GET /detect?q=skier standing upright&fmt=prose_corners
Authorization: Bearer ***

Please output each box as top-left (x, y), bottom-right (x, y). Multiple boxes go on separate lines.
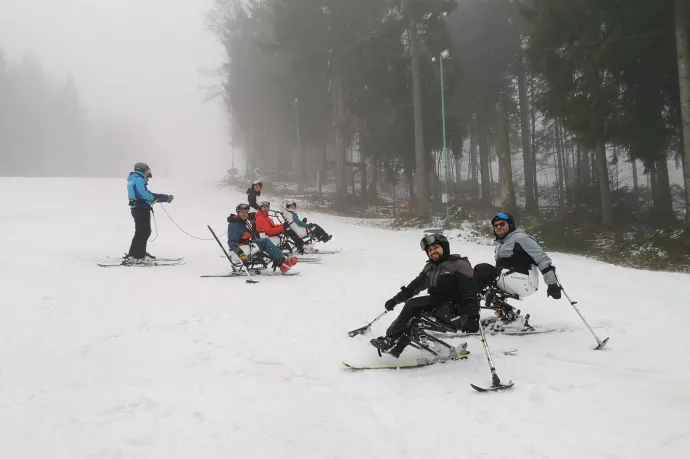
top-left (371, 234), bottom-right (480, 358)
top-left (125, 162), bottom-right (174, 264)
top-left (246, 180), bottom-right (262, 221)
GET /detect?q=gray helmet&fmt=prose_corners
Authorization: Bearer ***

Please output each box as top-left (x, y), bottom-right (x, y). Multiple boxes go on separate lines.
top-left (133, 162), bottom-right (151, 177)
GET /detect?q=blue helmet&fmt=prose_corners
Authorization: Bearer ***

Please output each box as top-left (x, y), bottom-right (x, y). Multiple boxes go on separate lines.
top-left (491, 212), bottom-right (516, 232)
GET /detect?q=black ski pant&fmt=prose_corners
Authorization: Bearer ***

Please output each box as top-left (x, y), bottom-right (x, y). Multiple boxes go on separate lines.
top-left (308, 223), bottom-right (329, 242)
top-left (128, 206), bottom-right (152, 258)
top-left (284, 228), bottom-right (305, 251)
top-left (386, 296), bottom-right (440, 337)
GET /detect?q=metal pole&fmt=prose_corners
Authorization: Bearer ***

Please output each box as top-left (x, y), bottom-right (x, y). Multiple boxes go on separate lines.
top-left (440, 54), bottom-right (449, 219)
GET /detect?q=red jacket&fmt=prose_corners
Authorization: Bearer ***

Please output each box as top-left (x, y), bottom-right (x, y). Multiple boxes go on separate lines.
top-left (255, 211), bottom-right (285, 236)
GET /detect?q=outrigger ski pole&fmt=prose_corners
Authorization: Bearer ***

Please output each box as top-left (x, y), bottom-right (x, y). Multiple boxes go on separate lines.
top-left (470, 318), bottom-right (514, 393)
top-left (555, 272), bottom-right (609, 350)
top-left (207, 225), bottom-right (259, 284)
top-left (348, 311), bottom-right (388, 337)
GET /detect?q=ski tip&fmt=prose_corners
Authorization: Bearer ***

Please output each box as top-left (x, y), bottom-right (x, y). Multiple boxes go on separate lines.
top-left (470, 380), bottom-right (515, 393)
top-left (594, 337), bottom-right (610, 350)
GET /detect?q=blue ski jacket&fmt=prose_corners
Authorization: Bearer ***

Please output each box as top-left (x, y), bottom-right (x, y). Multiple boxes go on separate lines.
top-left (127, 171), bottom-right (169, 208)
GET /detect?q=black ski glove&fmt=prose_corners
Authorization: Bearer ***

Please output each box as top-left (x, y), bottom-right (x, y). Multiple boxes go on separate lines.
top-left (461, 315), bottom-right (480, 333)
top-left (547, 283), bottom-right (562, 300)
top-left (385, 299), bottom-right (397, 311)
top-left (303, 217), bottom-right (308, 223)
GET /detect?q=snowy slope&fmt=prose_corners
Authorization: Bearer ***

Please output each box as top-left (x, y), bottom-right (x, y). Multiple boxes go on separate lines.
top-left (1, 177), bottom-right (689, 459)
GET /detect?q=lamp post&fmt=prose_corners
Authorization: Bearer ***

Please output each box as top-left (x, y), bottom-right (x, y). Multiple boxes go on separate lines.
top-left (439, 49), bottom-right (450, 219)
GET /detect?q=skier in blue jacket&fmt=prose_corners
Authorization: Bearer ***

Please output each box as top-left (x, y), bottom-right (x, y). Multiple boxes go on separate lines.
top-left (125, 162), bottom-right (174, 264)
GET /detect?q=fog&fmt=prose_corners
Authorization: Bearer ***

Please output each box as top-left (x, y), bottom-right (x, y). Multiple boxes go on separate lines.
top-left (0, 0), bottom-right (229, 180)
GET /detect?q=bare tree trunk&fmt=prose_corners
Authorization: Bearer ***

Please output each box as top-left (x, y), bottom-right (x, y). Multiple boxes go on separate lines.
top-left (477, 114), bottom-right (492, 205)
top-left (334, 75), bottom-right (347, 205)
top-left (573, 143), bottom-right (582, 210)
top-left (581, 147), bottom-right (591, 186)
top-left (497, 94), bottom-right (518, 215)
top-left (516, 50), bottom-right (536, 214)
top-left (371, 153), bottom-right (378, 197)
top-left (596, 141), bottom-right (613, 226)
top-left (530, 77), bottom-right (539, 212)
top-left (454, 155), bottom-right (461, 186)
top-left (674, 0), bottom-right (690, 226)
top-left (410, 19), bottom-right (428, 218)
top-left (555, 122), bottom-right (565, 212)
top-left (470, 116), bottom-right (478, 197)
top-left (655, 156), bottom-right (676, 224)
top-left (631, 157), bottom-right (640, 211)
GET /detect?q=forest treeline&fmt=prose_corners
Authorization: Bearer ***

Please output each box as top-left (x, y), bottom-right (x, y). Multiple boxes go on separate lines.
top-left (208, 0), bottom-right (690, 227)
top-left (0, 50), bottom-right (157, 178)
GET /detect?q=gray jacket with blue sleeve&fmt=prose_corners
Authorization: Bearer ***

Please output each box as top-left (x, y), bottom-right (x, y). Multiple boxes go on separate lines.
top-left (494, 229), bottom-right (557, 285)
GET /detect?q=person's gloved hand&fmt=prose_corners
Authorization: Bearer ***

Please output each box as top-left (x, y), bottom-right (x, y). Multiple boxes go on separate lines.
top-left (303, 218), bottom-right (308, 223)
top-left (384, 299), bottom-right (397, 311)
top-left (167, 194), bottom-right (174, 203)
top-left (547, 283), bottom-right (562, 300)
top-left (239, 253), bottom-right (249, 263)
top-left (461, 315), bottom-right (480, 333)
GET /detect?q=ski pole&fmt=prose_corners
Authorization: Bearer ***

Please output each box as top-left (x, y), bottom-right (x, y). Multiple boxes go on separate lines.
top-left (470, 317), bottom-right (514, 392)
top-left (348, 311), bottom-right (388, 337)
top-left (555, 273), bottom-right (609, 350)
top-left (207, 225), bottom-right (259, 284)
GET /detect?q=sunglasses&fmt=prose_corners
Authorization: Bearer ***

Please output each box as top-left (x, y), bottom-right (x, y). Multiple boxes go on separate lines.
top-left (493, 221), bottom-right (507, 228)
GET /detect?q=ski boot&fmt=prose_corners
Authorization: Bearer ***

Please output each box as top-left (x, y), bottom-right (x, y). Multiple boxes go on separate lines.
top-left (370, 335), bottom-right (408, 358)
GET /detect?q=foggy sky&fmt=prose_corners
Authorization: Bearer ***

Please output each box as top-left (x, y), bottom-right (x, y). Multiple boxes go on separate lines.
top-left (0, 0), bottom-right (230, 180)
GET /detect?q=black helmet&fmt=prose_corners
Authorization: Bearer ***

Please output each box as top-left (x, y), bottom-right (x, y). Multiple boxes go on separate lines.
top-left (420, 233), bottom-right (450, 261)
top-left (473, 263), bottom-right (498, 289)
top-left (236, 203), bottom-right (250, 213)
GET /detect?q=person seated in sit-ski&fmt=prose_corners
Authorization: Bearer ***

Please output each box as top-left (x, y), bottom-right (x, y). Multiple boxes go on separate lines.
top-left (280, 201), bottom-right (332, 244)
top-left (227, 203), bottom-right (297, 274)
top-left (254, 201), bottom-right (306, 253)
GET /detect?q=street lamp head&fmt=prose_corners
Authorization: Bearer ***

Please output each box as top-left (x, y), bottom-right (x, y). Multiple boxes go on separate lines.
top-left (441, 49), bottom-right (450, 59)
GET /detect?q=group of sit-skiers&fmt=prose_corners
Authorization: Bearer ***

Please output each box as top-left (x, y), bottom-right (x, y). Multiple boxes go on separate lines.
top-left (125, 163), bottom-right (566, 359)
top-left (226, 180), bottom-right (333, 274)
top-left (123, 163), bottom-right (331, 273)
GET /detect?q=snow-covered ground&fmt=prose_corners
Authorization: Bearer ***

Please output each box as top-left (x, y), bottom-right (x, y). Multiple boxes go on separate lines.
top-left (1, 177), bottom-right (689, 459)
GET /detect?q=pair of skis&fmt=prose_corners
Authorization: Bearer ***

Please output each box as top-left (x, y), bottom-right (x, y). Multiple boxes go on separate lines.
top-left (344, 311), bottom-right (514, 392)
top-left (97, 256), bottom-right (185, 267)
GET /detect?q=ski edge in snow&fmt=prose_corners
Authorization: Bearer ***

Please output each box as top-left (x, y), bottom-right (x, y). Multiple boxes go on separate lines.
top-left (342, 349), bottom-right (470, 371)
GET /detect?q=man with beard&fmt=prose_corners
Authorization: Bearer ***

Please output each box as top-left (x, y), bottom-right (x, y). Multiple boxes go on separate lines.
top-left (370, 234), bottom-right (480, 358)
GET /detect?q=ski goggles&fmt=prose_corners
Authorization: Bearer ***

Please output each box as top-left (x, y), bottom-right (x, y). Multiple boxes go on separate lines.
top-left (285, 201), bottom-right (297, 208)
top-left (420, 234), bottom-right (446, 251)
top-left (259, 201), bottom-right (271, 208)
top-left (236, 204), bottom-right (250, 212)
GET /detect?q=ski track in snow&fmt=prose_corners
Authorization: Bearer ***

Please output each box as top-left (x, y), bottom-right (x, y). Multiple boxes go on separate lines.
top-left (1, 177), bottom-right (689, 459)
